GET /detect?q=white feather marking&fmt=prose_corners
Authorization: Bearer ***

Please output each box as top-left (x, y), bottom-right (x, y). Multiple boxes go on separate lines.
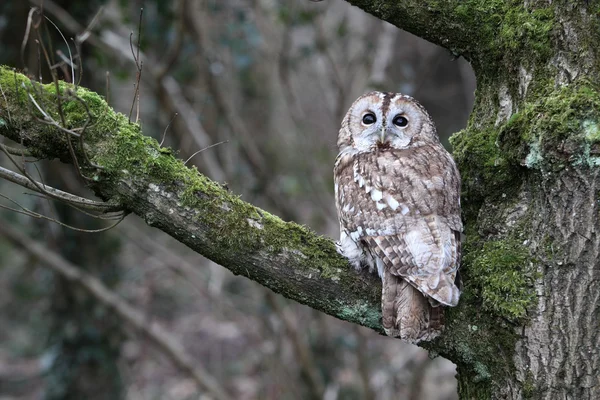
top-left (428, 273), bottom-right (440, 289)
top-left (350, 230), bottom-right (361, 241)
top-left (371, 189), bottom-right (383, 201)
top-left (353, 163), bottom-right (365, 188)
top-left (343, 203), bottom-right (352, 212)
top-left (401, 204), bottom-right (410, 215)
top-left (376, 201), bottom-right (387, 210)
top-left (365, 228), bottom-right (377, 236)
top-left (364, 184), bottom-right (372, 194)
top-left (442, 230), bottom-right (454, 269)
top-left (338, 230), bottom-right (362, 269)
top-left (386, 195), bottom-right (400, 210)
top-left (376, 258), bottom-right (385, 279)
top-left (405, 230), bottom-right (431, 270)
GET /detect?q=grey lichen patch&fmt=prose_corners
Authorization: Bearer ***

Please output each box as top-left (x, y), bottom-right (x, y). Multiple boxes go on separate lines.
top-left (583, 119), bottom-right (600, 142)
top-left (524, 141), bottom-right (543, 169)
top-left (498, 82), bottom-right (600, 170)
top-left (338, 300), bottom-right (381, 330)
top-left (572, 143), bottom-right (600, 168)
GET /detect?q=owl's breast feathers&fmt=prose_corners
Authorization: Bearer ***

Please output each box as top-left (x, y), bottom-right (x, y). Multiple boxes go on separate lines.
top-left (334, 145), bottom-right (462, 306)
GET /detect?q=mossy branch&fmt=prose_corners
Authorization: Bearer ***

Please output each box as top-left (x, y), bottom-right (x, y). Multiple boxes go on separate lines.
top-left (0, 66), bottom-right (383, 328)
top-left (343, 0), bottom-right (500, 63)
top-left (344, 0), bottom-right (559, 74)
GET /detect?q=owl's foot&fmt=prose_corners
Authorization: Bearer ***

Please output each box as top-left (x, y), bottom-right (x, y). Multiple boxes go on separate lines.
top-left (336, 233), bottom-right (365, 271)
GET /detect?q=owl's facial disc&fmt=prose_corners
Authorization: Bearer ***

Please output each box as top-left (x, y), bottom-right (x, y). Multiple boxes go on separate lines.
top-left (339, 91), bottom-right (437, 154)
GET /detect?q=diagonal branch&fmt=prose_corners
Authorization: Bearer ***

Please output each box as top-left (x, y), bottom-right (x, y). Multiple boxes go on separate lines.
top-left (343, 0), bottom-right (507, 67)
top-left (0, 65), bottom-right (384, 332)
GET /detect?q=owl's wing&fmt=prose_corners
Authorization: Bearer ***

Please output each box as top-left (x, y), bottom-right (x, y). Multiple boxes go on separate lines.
top-left (335, 146), bottom-right (462, 306)
top-left (365, 229), bottom-right (461, 306)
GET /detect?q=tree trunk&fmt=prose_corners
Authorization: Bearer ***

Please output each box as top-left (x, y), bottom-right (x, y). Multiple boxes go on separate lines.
top-left (1, 1), bottom-right (599, 399)
top-left (343, 0), bottom-right (600, 398)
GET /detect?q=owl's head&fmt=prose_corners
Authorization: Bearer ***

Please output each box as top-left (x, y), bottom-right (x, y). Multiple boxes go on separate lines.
top-left (337, 92), bottom-right (438, 153)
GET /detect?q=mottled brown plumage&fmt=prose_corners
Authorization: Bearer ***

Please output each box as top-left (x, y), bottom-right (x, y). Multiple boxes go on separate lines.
top-left (334, 92), bottom-right (462, 343)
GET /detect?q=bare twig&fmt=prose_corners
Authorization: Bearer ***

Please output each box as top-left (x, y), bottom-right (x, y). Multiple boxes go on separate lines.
top-left (0, 165), bottom-right (122, 213)
top-left (0, 192), bottom-right (125, 233)
top-left (44, 15), bottom-right (75, 84)
top-left (0, 144), bottom-right (33, 157)
top-left (21, 7), bottom-right (42, 74)
top-left (160, 113), bottom-right (178, 147)
top-left (184, 140), bottom-right (228, 165)
top-left (0, 223), bottom-right (232, 400)
top-left (128, 8), bottom-right (144, 123)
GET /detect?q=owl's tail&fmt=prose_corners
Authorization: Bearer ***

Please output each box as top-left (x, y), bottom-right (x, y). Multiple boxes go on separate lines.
top-left (381, 268), bottom-right (444, 343)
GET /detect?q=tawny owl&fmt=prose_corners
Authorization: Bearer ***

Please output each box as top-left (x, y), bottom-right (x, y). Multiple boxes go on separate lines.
top-left (334, 92), bottom-right (462, 343)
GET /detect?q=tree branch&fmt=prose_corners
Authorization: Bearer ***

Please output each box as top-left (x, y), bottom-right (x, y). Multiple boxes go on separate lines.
top-left (0, 165), bottom-right (121, 212)
top-left (0, 66), bottom-right (383, 332)
top-left (343, 0), bottom-right (507, 67)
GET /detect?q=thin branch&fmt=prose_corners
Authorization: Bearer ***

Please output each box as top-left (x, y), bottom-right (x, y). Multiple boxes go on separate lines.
top-left (0, 143), bottom-right (33, 157)
top-left (160, 113), bottom-right (177, 147)
top-left (0, 166), bottom-right (121, 212)
top-left (44, 15), bottom-right (75, 84)
top-left (184, 140), bottom-right (228, 165)
top-left (128, 8), bottom-right (144, 123)
top-left (0, 222), bottom-right (232, 400)
top-left (0, 192), bottom-right (125, 233)
top-left (0, 140), bottom-right (114, 212)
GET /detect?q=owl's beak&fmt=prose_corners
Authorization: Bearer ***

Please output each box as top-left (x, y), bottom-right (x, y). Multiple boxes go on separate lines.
top-left (380, 127), bottom-right (387, 143)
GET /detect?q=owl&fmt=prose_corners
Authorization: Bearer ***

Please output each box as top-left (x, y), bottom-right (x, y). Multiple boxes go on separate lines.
top-left (334, 92), bottom-right (462, 343)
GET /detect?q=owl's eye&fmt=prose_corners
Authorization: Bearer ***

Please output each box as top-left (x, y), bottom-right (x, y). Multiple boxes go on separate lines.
top-left (362, 113), bottom-right (376, 125)
top-left (393, 115), bottom-right (409, 127)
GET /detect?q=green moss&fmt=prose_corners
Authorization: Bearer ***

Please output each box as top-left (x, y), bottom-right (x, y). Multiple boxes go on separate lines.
top-left (522, 370), bottom-right (538, 399)
top-left (464, 238), bottom-right (536, 320)
top-left (347, 1), bottom-right (556, 75)
top-left (498, 7), bottom-right (554, 64)
top-left (498, 82), bottom-right (600, 169)
top-left (450, 125), bottom-right (520, 214)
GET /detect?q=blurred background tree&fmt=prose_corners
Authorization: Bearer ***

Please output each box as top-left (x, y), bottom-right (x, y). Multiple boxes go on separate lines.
top-left (0, 0), bottom-right (474, 398)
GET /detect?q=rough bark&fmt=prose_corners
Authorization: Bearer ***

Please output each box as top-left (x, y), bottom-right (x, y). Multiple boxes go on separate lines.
top-left (1, 1), bottom-right (599, 398)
